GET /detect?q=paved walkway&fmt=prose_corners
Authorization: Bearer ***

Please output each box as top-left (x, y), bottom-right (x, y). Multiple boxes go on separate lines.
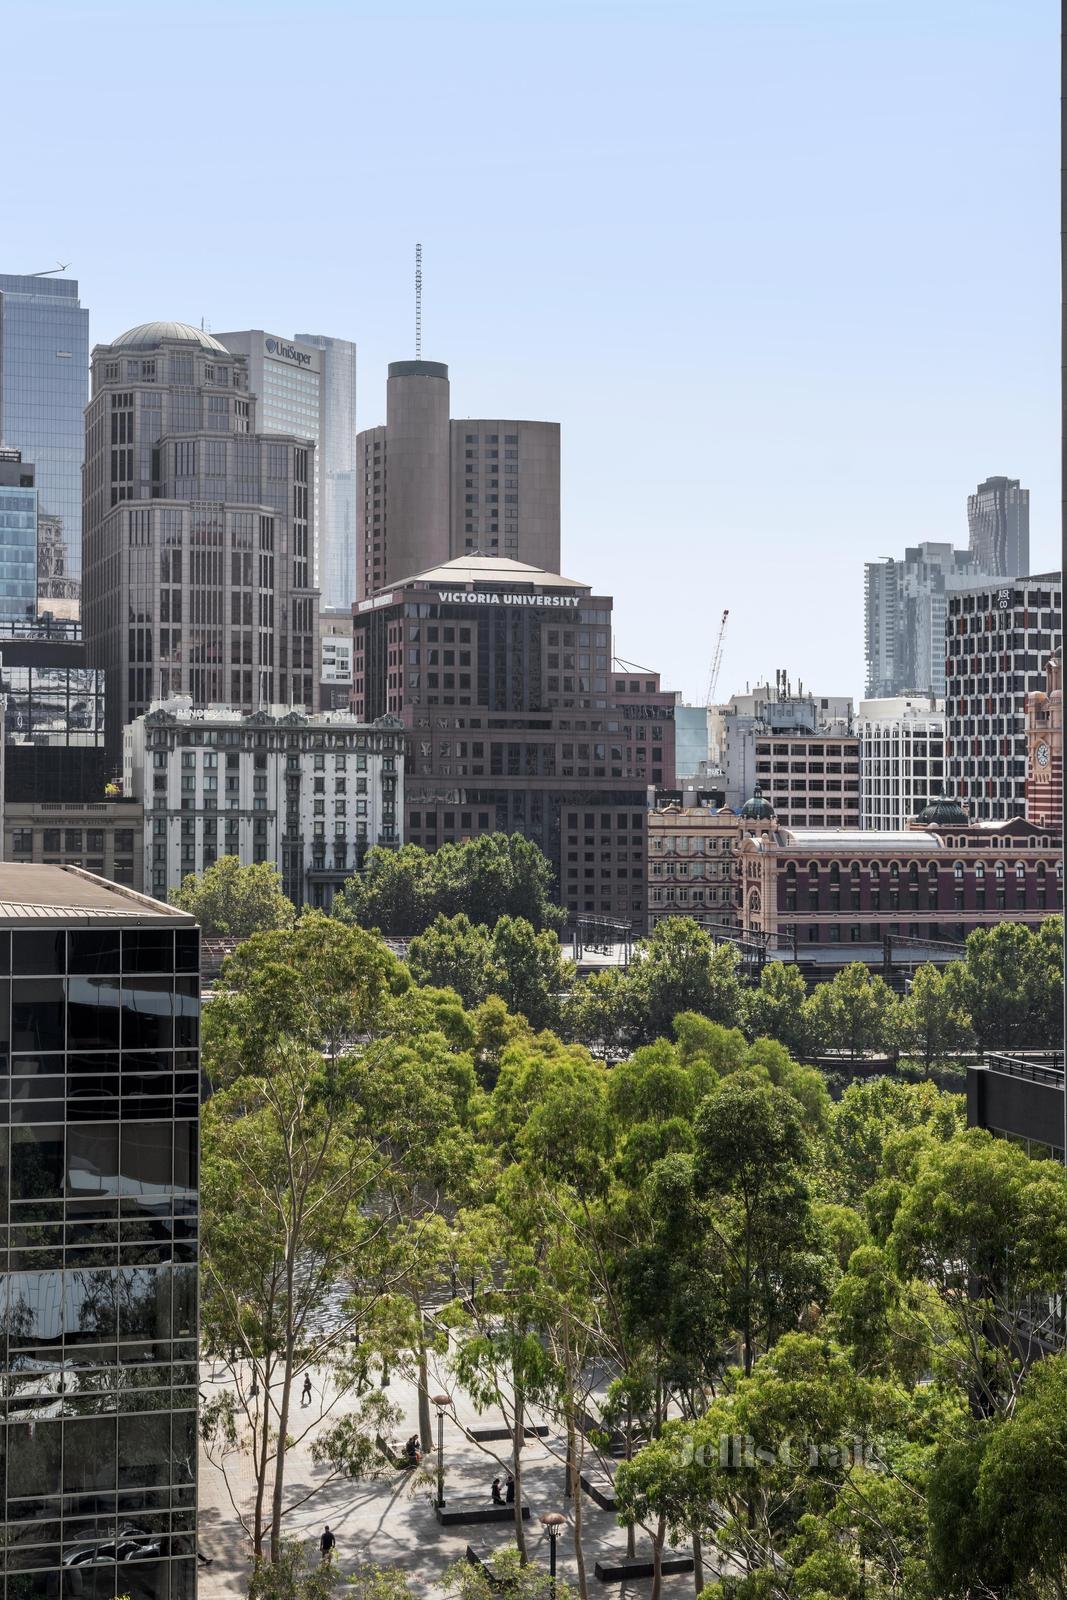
top-left (197, 1360), bottom-right (713, 1597)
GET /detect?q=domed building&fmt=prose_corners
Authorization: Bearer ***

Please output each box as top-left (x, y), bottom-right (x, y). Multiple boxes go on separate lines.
top-left (740, 783), bottom-right (775, 822)
top-left (911, 788), bottom-right (968, 828)
top-left (82, 319), bottom-right (320, 784)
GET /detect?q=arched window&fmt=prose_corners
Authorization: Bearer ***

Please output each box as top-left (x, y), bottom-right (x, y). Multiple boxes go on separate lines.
top-left (974, 862), bottom-right (984, 882)
top-left (849, 861), bottom-right (861, 879)
top-left (995, 861), bottom-right (1006, 881)
top-left (890, 862), bottom-right (900, 881)
top-left (786, 861), bottom-right (797, 879)
top-left (953, 861), bottom-right (964, 881)
top-left (808, 861), bottom-right (819, 880)
top-left (829, 863), bottom-right (841, 886)
top-left (908, 862), bottom-right (919, 882)
top-left (869, 862), bottom-right (881, 880)
top-left (1015, 861), bottom-right (1026, 882)
top-left (1037, 862), bottom-right (1047, 880)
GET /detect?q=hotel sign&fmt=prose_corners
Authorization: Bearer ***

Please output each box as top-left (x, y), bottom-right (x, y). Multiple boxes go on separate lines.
top-left (436, 589), bottom-right (581, 609)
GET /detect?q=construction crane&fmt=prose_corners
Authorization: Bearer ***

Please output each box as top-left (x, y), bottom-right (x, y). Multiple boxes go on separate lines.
top-left (704, 608), bottom-right (729, 705)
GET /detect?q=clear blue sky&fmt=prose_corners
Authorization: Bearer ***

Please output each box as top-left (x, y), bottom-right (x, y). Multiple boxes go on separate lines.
top-left (7, 0), bottom-right (1058, 704)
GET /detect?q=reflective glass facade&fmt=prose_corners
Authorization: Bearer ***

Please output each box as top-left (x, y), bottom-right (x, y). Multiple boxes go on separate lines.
top-left (0, 916), bottom-right (200, 1599)
top-left (0, 277), bottom-right (90, 581)
top-left (0, 485), bottom-right (38, 622)
top-left (295, 334), bottom-right (358, 609)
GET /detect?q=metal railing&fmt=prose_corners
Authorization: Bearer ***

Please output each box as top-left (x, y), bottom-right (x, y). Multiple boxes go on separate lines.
top-left (983, 1052), bottom-right (1065, 1085)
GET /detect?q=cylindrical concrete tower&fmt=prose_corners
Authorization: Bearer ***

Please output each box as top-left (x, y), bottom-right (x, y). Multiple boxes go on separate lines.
top-left (385, 359), bottom-right (450, 583)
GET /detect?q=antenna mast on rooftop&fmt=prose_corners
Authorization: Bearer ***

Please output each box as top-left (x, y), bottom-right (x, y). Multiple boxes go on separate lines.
top-left (415, 242), bottom-right (423, 359)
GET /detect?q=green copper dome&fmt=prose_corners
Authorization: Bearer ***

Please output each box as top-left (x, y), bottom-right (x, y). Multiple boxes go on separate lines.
top-left (916, 789), bottom-right (968, 826)
top-left (740, 783), bottom-right (776, 821)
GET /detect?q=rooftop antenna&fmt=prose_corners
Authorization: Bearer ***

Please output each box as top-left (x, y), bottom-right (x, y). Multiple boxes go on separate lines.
top-left (28, 262), bottom-right (70, 277)
top-left (415, 242), bottom-right (423, 359)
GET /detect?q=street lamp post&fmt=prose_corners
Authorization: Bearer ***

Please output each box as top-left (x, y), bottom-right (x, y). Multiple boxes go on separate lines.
top-left (540, 1511), bottom-right (566, 1597)
top-left (431, 1392), bottom-right (452, 1508)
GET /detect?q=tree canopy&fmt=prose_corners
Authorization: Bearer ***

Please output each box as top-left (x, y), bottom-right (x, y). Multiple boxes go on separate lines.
top-left (170, 854), bottom-right (295, 939)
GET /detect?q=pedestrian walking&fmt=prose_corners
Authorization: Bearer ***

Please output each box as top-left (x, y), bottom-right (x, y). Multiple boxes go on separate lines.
top-left (301, 1375), bottom-right (313, 1408)
top-left (319, 1525), bottom-right (336, 1564)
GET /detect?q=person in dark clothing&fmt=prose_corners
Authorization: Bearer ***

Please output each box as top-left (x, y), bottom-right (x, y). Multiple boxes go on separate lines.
top-left (505, 1471), bottom-right (515, 1504)
top-left (319, 1525), bottom-right (336, 1562)
top-left (301, 1376), bottom-right (313, 1407)
top-left (405, 1434), bottom-right (421, 1465)
top-left (491, 1478), bottom-right (505, 1505)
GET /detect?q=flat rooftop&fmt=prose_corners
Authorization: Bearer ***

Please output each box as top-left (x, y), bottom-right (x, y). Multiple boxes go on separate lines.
top-left (0, 864), bottom-right (194, 924)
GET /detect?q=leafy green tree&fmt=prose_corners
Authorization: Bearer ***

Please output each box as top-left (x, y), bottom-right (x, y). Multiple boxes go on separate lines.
top-left (446, 1550), bottom-right (576, 1599)
top-left (407, 913), bottom-right (494, 1007)
top-left (336, 833), bottom-right (565, 935)
top-left (564, 967), bottom-right (634, 1057)
top-left (805, 962), bottom-right (897, 1060)
top-left (956, 918), bottom-right (1064, 1051)
top-left (628, 918), bottom-right (743, 1043)
top-left (890, 1129), bottom-right (1067, 1415)
top-left (694, 1072), bottom-right (828, 1375)
top-left (489, 915), bottom-right (574, 1031)
top-left (200, 1045), bottom-right (395, 1566)
top-left (894, 962), bottom-right (974, 1073)
top-left (247, 1539), bottom-right (339, 1598)
top-left (743, 962), bottom-right (814, 1058)
top-left (170, 854), bottom-right (295, 939)
top-left (202, 911), bottom-right (409, 1085)
top-left (825, 1076), bottom-right (964, 1210)
top-left (928, 1354), bottom-right (1067, 1600)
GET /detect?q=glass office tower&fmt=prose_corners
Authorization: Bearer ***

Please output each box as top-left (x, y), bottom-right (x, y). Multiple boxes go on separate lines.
top-left (0, 450), bottom-right (39, 622)
top-left (0, 866), bottom-right (200, 1599)
top-left (0, 276), bottom-right (90, 582)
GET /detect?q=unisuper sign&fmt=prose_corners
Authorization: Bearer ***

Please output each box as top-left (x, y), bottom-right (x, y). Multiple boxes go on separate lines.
top-left (265, 337), bottom-right (312, 368)
top-left (436, 589), bottom-right (581, 609)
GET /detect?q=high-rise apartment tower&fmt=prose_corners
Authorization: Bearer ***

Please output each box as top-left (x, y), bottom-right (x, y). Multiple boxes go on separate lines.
top-left (967, 475), bottom-right (1030, 577)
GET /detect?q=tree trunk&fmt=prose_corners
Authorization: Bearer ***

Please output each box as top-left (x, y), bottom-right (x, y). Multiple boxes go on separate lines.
top-left (251, 1356), bottom-right (271, 1562)
top-left (416, 1309), bottom-right (433, 1453)
top-left (269, 1236), bottom-right (299, 1563)
top-left (569, 1414), bottom-right (588, 1599)
top-left (650, 1511), bottom-right (667, 1600)
top-left (625, 1394), bottom-right (636, 1558)
top-left (512, 1375), bottom-right (528, 1563)
top-left (692, 1530), bottom-right (704, 1594)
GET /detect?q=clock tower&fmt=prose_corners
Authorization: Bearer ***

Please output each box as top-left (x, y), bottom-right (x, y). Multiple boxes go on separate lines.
top-left (1025, 650), bottom-right (1062, 831)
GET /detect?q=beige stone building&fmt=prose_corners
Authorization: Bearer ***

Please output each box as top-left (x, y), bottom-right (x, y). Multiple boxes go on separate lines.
top-left (4, 798), bottom-right (144, 889)
top-left (647, 794), bottom-right (780, 933)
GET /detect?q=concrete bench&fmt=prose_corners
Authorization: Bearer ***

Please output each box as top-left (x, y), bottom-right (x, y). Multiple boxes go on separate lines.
top-left (594, 1552), bottom-right (695, 1581)
top-left (466, 1423), bottom-right (550, 1444)
top-left (579, 1467), bottom-right (616, 1511)
top-left (435, 1502), bottom-right (531, 1527)
top-left (466, 1542), bottom-right (516, 1592)
top-left (576, 1409), bottom-right (629, 1458)
top-left (375, 1433), bottom-right (416, 1470)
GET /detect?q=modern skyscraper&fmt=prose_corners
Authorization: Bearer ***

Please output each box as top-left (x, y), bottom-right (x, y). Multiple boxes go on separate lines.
top-left (0, 273), bottom-right (90, 581)
top-left (864, 543), bottom-right (979, 699)
top-left (82, 321), bottom-right (320, 753)
top-left (217, 330), bottom-right (358, 608)
top-left (352, 554), bottom-right (675, 927)
top-left (857, 695), bottom-right (946, 830)
top-left (356, 360), bottom-right (561, 599)
top-left (0, 864), bottom-right (200, 1599)
top-left (0, 447), bottom-right (39, 622)
top-left (295, 332), bottom-right (358, 609)
top-left (967, 475), bottom-right (1030, 577)
top-left (945, 572), bottom-right (1062, 821)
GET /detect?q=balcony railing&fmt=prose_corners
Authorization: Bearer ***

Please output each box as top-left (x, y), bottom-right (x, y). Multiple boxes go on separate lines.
top-left (983, 1052), bottom-right (1065, 1086)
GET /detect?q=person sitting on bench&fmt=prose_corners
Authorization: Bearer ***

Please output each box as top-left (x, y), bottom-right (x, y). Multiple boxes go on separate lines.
top-left (404, 1434), bottom-right (421, 1465)
top-left (491, 1477), bottom-right (505, 1505)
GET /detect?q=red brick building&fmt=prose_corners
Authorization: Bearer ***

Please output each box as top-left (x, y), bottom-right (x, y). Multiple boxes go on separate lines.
top-left (351, 555), bottom-right (676, 927)
top-left (738, 791), bottom-right (1062, 948)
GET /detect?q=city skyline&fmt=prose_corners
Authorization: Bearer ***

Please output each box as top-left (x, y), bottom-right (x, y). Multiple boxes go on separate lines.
top-left (2, 0), bottom-right (1058, 705)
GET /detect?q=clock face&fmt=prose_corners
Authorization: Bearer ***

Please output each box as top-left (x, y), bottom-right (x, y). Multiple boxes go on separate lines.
top-left (1036, 741), bottom-right (1051, 770)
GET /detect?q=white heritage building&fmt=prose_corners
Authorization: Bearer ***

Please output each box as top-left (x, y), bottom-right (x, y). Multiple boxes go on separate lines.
top-left (124, 696), bottom-right (403, 909)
